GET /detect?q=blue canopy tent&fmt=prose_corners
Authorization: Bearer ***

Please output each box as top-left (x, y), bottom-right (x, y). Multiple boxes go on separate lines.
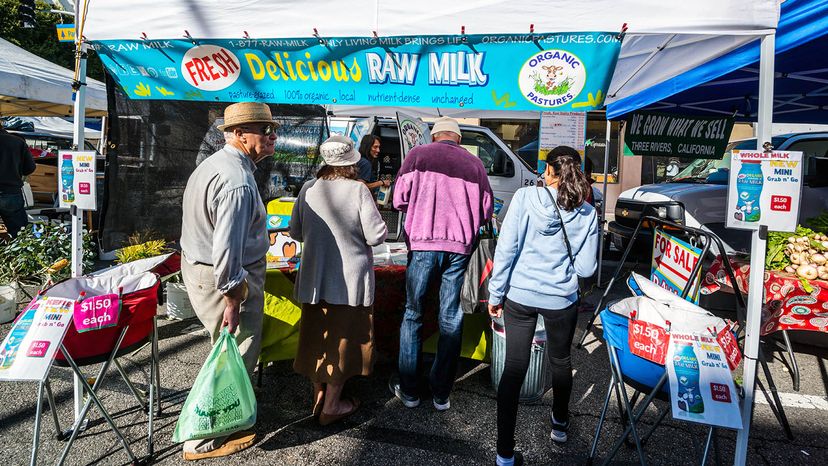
top-left (607, 0), bottom-right (828, 122)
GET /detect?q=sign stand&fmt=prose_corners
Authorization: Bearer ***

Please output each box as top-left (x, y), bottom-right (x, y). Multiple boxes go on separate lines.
top-left (597, 119), bottom-right (611, 286)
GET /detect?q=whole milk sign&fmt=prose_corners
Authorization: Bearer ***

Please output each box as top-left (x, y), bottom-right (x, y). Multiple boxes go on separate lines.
top-left (92, 32), bottom-right (620, 112)
top-left (726, 150), bottom-right (803, 232)
top-left (651, 230), bottom-right (703, 303)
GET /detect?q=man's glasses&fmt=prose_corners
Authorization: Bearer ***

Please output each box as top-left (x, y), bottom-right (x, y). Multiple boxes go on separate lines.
top-left (240, 124), bottom-right (275, 136)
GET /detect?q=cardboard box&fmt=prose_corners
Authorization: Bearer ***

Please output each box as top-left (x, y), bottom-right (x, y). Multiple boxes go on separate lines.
top-left (27, 164), bottom-right (58, 202)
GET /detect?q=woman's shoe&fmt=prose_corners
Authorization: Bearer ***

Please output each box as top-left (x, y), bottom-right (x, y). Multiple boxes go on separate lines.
top-left (318, 398), bottom-right (361, 426)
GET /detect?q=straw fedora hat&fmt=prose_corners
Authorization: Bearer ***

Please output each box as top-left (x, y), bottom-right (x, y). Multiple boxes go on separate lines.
top-left (217, 102), bottom-right (278, 131)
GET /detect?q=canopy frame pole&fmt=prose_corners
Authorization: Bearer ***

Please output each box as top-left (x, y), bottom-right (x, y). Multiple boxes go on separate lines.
top-left (70, 0), bottom-right (88, 422)
top-left (607, 34), bottom-right (676, 99)
top-left (734, 32), bottom-right (775, 466)
top-left (596, 119), bottom-right (611, 287)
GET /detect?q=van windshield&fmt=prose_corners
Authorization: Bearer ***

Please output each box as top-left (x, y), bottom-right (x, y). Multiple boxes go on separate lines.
top-left (669, 136), bottom-right (789, 184)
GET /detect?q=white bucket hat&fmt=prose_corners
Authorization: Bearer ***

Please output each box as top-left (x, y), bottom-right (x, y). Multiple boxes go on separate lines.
top-left (319, 135), bottom-right (361, 166)
top-left (430, 116), bottom-right (461, 138)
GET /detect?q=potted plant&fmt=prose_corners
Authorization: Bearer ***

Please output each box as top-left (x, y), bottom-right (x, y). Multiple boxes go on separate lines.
top-left (0, 223), bottom-right (95, 323)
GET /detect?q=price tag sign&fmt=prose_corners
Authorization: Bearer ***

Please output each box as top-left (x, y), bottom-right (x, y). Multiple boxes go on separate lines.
top-left (716, 325), bottom-right (742, 371)
top-left (710, 382), bottom-right (733, 403)
top-left (73, 294), bottom-right (120, 333)
top-left (628, 319), bottom-right (670, 365)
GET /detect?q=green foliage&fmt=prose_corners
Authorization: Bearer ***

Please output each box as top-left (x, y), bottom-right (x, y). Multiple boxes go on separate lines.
top-left (0, 0), bottom-right (104, 81)
top-left (0, 222), bottom-right (95, 284)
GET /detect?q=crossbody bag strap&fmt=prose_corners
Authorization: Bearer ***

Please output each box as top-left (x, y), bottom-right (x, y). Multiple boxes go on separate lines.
top-left (540, 187), bottom-right (575, 267)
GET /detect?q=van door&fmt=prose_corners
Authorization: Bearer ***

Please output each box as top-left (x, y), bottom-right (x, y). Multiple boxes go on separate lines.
top-left (459, 129), bottom-right (535, 217)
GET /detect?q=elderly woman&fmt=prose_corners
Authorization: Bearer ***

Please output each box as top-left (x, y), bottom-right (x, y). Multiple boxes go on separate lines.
top-left (290, 135), bottom-right (388, 426)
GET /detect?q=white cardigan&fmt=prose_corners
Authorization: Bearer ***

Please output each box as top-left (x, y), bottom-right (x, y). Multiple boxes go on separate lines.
top-left (289, 178), bottom-right (388, 307)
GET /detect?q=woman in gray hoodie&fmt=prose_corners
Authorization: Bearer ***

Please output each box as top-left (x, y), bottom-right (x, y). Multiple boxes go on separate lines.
top-left (488, 146), bottom-right (599, 466)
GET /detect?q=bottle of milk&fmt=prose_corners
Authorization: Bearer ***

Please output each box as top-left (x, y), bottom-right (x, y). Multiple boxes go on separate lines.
top-left (735, 160), bottom-right (763, 222)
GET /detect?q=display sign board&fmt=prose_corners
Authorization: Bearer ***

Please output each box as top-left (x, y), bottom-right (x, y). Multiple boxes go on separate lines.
top-left (56, 24), bottom-right (75, 43)
top-left (0, 297), bottom-right (74, 382)
top-left (396, 111), bottom-right (430, 158)
top-left (651, 229), bottom-right (702, 304)
top-left (628, 319), bottom-right (669, 365)
top-left (666, 331), bottom-right (742, 430)
top-left (624, 111), bottom-right (734, 159)
top-left (58, 150), bottom-right (97, 210)
top-left (93, 32), bottom-right (620, 112)
top-left (726, 150), bottom-right (803, 232)
top-left (538, 111), bottom-right (586, 173)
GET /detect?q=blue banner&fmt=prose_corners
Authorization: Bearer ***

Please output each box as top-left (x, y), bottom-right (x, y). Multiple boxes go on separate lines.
top-left (93, 32), bottom-right (620, 112)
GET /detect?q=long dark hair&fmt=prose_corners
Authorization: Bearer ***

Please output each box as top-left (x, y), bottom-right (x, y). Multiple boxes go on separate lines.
top-left (358, 134), bottom-right (380, 159)
top-left (547, 146), bottom-right (591, 211)
top-left (317, 164), bottom-right (358, 180)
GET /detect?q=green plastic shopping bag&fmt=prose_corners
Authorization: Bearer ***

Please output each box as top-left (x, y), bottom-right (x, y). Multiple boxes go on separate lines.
top-left (172, 328), bottom-right (257, 442)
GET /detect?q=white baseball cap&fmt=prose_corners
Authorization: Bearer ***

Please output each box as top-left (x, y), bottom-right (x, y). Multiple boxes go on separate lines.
top-left (430, 116), bottom-right (461, 138)
top-left (319, 135), bottom-right (361, 166)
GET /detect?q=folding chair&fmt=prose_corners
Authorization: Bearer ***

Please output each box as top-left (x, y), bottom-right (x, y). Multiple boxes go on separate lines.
top-left (31, 270), bottom-right (161, 466)
top-left (579, 215), bottom-right (794, 440)
top-left (588, 279), bottom-right (731, 466)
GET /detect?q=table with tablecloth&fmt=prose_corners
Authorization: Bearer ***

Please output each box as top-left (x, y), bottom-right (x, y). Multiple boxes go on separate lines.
top-left (260, 264), bottom-right (491, 364)
top-left (702, 255), bottom-right (828, 335)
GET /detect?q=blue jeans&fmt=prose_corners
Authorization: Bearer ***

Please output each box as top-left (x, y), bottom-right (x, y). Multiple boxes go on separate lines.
top-left (399, 250), bottom-right (471, 400)
top-left (0, 192), bottom-right (27, 238)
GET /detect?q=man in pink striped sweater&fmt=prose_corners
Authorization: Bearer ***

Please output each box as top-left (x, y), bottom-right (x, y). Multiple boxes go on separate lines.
top-left (390, 117), bottom-right (494, 411)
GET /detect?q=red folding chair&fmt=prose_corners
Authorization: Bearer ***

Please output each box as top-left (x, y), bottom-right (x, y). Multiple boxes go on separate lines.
top-left (33, 270), bottom-right (160, 465)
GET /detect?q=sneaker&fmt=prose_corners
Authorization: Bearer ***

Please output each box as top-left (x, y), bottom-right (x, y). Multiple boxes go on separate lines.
top-left (388, 380), bottom-right (420, 408)
top-left (550, 415), bottom-right (570, 443)
top-left (433, 396), bottom-right (450, 411)
top-left (495, 451), bottom-right (524, 466)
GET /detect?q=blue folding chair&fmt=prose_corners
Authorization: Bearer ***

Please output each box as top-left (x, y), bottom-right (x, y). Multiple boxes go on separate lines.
top-left (587, 308), bottom-right (720, 466)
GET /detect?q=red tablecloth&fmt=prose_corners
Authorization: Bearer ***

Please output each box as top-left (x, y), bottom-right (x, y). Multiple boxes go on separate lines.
top-left (702, 256), bottom-right (828, 335)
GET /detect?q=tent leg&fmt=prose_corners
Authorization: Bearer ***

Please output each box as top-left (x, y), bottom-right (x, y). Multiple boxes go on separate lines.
top-left (596, 119), bottom-right (611, 287)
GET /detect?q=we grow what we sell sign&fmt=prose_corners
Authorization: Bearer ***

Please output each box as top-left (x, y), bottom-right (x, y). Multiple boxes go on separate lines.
top-left (93, 33), bottom-right (620, 112)
top-left (624, 111), bottom-right (734, 159)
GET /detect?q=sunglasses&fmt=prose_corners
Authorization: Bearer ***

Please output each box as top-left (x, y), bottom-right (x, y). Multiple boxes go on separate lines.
top-left (240, 124), bottom-right (275, 136)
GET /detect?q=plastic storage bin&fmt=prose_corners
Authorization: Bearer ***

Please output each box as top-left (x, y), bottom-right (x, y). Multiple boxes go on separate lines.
top-left (490, 315), bottom-right (548, 403)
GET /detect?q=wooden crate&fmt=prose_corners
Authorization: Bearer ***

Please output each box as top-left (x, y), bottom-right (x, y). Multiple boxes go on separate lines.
top-left (28, 164), bottom-right (58, 203)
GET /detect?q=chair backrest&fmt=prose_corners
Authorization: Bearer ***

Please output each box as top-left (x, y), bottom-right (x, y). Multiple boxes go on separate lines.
top-left (600, 308), bottom-right (669, 393)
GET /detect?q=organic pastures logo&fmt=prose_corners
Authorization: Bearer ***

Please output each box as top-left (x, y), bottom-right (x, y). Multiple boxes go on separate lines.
top-left (518, 50), bottom-right (586, 108)
top-left (400, 120), bottom-right (427, 151)
top-left (181, 45), bottom-right (242, 91)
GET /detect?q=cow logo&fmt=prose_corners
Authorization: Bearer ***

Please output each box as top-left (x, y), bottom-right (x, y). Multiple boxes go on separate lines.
top-left (399, 120), bottom-right (427, 153)
top-left (518, 50), bottom-right (586, 107)
top-left (181, 45), bottom-right (241, 91)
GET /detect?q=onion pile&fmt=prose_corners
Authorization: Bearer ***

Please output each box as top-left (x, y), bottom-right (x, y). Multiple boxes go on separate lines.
top-left (779, 233), bottom-right (828, 280)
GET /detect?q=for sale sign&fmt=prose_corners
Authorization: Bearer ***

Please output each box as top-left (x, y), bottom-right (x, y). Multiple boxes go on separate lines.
top-left (651, 229), bottom-right (702, 304)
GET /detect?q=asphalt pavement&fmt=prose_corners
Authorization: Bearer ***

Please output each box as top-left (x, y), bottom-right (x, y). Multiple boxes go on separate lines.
top-left (1, 260), bottom-right (827, 465)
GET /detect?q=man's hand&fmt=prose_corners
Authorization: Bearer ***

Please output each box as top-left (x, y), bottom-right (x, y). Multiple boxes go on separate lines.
top-left (488, 303), bottom-right (503, 318)
top-left (221, 280), bottom-right (247, 333)
top-left (222, 296), bottom-right (241, 333)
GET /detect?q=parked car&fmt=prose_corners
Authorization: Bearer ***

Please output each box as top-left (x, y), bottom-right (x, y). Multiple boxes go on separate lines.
top-left (609, 132), bottom-right (828, 255)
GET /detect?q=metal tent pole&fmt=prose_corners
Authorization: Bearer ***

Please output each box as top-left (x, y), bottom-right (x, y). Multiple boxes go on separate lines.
top-left (597, 119), bottom-right (611, 286)
top-left (734, 32), bottom-right (775, 466)
top-left (70, 0), bottom-right (88, 422)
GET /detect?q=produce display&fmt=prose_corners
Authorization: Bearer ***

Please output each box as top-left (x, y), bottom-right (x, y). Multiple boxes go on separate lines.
top-left (766, 212), bottom-right (828, 284)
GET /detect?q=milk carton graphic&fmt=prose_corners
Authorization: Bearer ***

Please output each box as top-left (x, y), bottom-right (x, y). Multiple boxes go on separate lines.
top-left (673, 342), bottom-right (704, 414)
top-left (734, 160), bottom-right (763, 222)
top-left (61, 154), bottom-right (75, 203)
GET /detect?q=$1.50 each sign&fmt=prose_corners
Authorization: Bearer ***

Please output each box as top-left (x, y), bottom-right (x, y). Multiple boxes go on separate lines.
top-left (73, 294), bottom-right (120, 333)
top-left (628, 318), bottom-right (669, 365)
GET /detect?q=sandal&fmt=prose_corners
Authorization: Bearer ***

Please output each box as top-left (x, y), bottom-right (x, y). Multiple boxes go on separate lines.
top-left (318, 397), bottom-right (360, 426)
top-left (313, 384), bottom-right (326, 417)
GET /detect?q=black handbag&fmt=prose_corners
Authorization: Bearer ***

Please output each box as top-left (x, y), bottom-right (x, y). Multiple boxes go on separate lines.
top-left (541, 187), bottom-right (582, 305)
top-left (460, 223), bottom-right (496, 314)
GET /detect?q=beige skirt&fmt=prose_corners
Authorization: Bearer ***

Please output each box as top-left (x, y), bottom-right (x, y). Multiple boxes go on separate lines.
top-left (293, 302), bottom-right (375, 384)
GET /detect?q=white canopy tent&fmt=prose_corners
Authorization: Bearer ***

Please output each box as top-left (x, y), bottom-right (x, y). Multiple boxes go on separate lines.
top-left (76, 2), bottom-right (782, 464)
top-left (0, 38), bottom-right (107, 117)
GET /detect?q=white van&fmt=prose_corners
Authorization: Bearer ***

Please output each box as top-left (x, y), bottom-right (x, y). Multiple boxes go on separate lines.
top-left (339, 117), bottom-right (539, 238)
top-left (609, 132), bottom-right (828, 254)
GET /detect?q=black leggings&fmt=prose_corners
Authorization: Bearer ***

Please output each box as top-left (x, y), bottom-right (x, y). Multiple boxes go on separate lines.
top-left (496, 299), bottom-right (578, 458)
